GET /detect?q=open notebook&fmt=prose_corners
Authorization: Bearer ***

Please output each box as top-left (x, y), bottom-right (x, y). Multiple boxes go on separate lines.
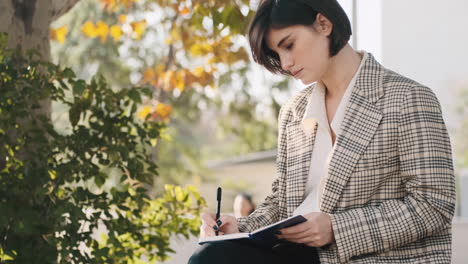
top-left (198, 215), bottom-right (307, 248)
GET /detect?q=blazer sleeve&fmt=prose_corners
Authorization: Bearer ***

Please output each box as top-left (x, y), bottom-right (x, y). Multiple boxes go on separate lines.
top-left (237, 105), bottom-right (290, 232)
top-left (330, 85), bottom-right (456, 263)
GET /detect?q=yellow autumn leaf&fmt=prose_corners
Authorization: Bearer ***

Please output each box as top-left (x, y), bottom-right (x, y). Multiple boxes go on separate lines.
top-left (50, 26), bottom-right (68, 44)
top-left (142, 68), bottom-right (156, 83)
top-left (96, 21), bottom-right (109, 43)
top-left (143, 68), bottom-right (160, 87)
top-left (110, 25), bottom-right (123, 41)
top-left (192, 67), bottom-right (205, 77)
top-left (141, 65), bottom-right (165, 87)
top-left (118, 14), bottom-right (127, 24)
top-left (138, 106), bottom-right (152, 120)
top-left (175, 70), bottom-right (185, 92)
top-left (180, 7), bottom-right (190, 15)
top-left (154, 103), bottom-right (172, 121)
top-left (131, 20), bottom-right (147, 40)
top-left (81, 21), bottom-right (98, 37)
top-left (189, 43), bottom-right (213, 56)
top-left (207, 57), bottom-right (217, 65)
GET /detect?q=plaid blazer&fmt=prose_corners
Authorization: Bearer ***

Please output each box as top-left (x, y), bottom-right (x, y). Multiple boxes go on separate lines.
top-left (237, 54), bottom-right (456, 263)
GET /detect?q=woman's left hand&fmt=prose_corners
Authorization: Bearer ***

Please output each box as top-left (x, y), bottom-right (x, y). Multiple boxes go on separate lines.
top-left (276, 212), bottom-right (335, 247)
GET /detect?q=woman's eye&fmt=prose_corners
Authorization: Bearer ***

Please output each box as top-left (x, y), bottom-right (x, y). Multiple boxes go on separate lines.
top-left (286, 43), bottom-right (294, 50)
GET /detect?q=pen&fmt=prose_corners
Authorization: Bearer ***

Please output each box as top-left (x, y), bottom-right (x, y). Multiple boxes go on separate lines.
top-left (215, 187), bottom-right (222, 236)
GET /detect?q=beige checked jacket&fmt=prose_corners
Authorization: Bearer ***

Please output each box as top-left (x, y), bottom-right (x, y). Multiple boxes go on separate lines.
top-left (237, 54), bottom-right (456, 263)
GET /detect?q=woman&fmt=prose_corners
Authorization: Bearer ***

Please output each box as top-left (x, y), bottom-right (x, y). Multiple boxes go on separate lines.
top-left (190, 0), bottom-right (455, 263)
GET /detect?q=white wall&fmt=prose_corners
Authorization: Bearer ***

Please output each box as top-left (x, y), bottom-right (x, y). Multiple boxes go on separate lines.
top-left (355, 0), bottom-right (382, 61)
top-left (380, 0), bottom-right (468, 130)
top-left (452, 219), bottom-right (468, 264)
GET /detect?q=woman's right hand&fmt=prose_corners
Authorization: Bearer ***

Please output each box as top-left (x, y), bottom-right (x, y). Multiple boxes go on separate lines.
top-left (200, 212), bottom-right (239, 238)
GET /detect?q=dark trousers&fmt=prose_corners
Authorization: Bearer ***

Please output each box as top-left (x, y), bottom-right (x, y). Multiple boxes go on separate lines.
top-left (188, 241), bottom-right (320, 264)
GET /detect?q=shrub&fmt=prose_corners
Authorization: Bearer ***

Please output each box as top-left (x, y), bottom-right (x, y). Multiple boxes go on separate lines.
top-left (0, 33), bottom-right (205, 263)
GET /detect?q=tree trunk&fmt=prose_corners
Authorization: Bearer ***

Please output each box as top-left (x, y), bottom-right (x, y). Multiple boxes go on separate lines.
top-left (0, 0), bottom-right (81, 167)
top-left (0, 0), bottom-right (82, 107)
top-left (0, 0), bottom-right (82, 57)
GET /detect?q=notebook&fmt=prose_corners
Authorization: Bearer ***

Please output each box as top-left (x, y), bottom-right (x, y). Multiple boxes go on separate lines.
top-left (198, 215), bottom-right (307, 248)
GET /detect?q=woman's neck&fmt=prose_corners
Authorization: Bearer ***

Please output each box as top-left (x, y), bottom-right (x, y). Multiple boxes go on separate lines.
top-left (320, 44), bottom-right (362, 98)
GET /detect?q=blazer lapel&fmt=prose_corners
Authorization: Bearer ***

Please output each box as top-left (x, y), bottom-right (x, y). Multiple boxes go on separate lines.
top-left (285, 118), bottom-right (317, 215)
top-left (282, 85), bottom-right (317, 216)
top-left (320, 54), bottom-right (385, 213)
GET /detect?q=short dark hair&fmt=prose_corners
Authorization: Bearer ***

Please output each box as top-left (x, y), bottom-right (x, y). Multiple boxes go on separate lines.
top-left (248, 0), bottom-right (352, 75)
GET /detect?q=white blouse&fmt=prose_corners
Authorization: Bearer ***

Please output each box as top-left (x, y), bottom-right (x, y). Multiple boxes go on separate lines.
top-left (293, 51), bottom-right (368, 216)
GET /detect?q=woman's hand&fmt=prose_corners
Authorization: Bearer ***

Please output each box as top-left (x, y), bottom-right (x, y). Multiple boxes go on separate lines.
top-left (199, 212), bottom-right (239, 238)
top-left (277, 212), bottom-right (335, 247)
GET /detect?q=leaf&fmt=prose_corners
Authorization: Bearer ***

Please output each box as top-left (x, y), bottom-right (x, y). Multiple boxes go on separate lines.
top-left (174, 186), bottom-right (185, 201)
top-left (154, 103), bottom-right (172, 120)
top-left (62, 67), bottom-right (76, 79)
top-left (0, 253), bottom-right (15, 261)
top-left (138, 106), bottom-right (152, 120)
top-left (69, 103), bottom-right (82, 127)
top-left (95, 172), bottom-right (107, 188)
top-left (48, 170), bottom-right (57, 180)
top-left (110, 25), bottom-right (123, 41)
top-left (130, 20), bottom-right (147, 40)
top-left (81, 21), bottom-right (98, 37)
top-left (128, 89), bottom-right (141, 103)
top-left (175, 70), bottom-right (185, 92)
top-left (118, 14), bottom-right (127, 24)
top-left (189, 43), bottom-right (213, 56)
top-left (73, 80), bottom-right (86, 95)
top-left (179, 7), bottom-right (190, 15)
top-left (50, 26), bottom-right (68, 44)
top-left (96, 21), bottom-right (109, 43)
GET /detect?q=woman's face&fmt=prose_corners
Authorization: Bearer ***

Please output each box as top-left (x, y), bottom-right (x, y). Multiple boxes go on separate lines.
top-left (266, 23), bottom-right (331, 84)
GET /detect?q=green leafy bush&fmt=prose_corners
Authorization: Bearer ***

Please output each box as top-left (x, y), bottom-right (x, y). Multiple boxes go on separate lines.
top-left (0, 33), bottom-right (205, 263)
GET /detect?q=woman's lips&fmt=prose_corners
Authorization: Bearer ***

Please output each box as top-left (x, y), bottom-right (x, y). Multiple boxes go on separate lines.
top-left (293, 69), bottom-right (303, 78)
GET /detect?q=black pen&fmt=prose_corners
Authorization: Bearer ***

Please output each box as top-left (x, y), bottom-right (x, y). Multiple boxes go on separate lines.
top-left (215, 187), bottom-right (222, 236)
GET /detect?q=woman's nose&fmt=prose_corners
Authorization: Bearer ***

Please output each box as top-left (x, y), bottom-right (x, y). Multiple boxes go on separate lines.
top-left (280, 55), bottom-right (294, 72)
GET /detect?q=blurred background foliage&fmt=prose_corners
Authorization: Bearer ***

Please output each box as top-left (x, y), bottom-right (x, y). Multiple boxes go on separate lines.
top-left (50, 0), bottom-right (295, 192)
top-left (0, 34), bottom-right (205, 263)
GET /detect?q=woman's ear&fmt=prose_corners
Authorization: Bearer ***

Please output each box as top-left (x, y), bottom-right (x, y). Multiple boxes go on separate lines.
top-left (314, 13), bottom-right (333, 37)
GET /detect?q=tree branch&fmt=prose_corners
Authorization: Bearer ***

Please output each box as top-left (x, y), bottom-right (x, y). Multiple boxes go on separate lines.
top-left (50, 0), bottom-right (82, 22)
